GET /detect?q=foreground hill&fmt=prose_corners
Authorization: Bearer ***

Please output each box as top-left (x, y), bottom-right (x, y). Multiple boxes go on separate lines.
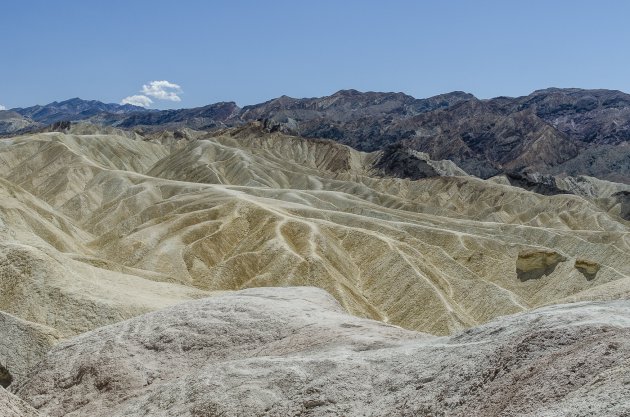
top-left (13, 287), bottom-right (630, 416)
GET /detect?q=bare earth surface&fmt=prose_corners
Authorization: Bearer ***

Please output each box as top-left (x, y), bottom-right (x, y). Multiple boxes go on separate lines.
top-left (14, 287), bottom-right (630, 417)
top-left (0, 126), bottom-right (628, 415)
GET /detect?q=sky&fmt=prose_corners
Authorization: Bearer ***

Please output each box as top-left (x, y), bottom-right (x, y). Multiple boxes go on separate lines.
top-left (1, 0), bottom-right (630, 109)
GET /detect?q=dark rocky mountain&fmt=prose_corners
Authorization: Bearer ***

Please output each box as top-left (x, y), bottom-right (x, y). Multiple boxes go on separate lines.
top-left (238, 88), bottom-right (630, 182)
top-left (496, 88), bottom-right (630, 145)
top-left (385, 99), bottom-right (581, 178)
top-left (11, 98), bottom-right (147, 125)
top-left (239, 90), bottom-right (475, 149)
top-left (241, 89), bottom-right (630, 181)
top-left (548, 143), bottom-right (630, 184)
top-left (240, 89), bottom-right (474, 124)
top-left (3, 88), bottom-right (630, 183)
top-left (113, 101), bottom-right (240, 130)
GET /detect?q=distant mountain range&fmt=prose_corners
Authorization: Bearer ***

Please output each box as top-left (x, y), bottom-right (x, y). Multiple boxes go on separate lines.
top-left (13, 98), bottom-right (148, 124)
top-left (2, 88), bottom-right (630, 183)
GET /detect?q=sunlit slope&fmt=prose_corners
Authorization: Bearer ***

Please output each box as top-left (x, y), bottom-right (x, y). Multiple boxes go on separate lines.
top-left (0, 137), bottom-right (212, 338)
top-left (0, 127), bottom-right (628, 335)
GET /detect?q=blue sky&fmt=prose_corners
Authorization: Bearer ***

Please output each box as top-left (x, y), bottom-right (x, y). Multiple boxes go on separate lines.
top-left (1, 0), bottom-right (629, 109)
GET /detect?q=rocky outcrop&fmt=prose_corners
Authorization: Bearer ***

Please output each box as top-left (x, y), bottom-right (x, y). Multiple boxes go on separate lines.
top-left (612, 190), bottom-right (630, 220)
top-left (574, 259), bottom-right (601, 280)
top-left (505, 171), bottom-right (570, 196)
top-left (516, 249), bottom-right (567, 281)
top-left (373, 143), bottom-right (468, 179)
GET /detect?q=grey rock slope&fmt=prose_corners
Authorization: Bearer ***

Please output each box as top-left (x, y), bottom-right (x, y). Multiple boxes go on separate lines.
top-left (390, 99), bottom-right (579, 178)
top-left (498, 171), bottom-right (630, 198)
top-left (0, 387), bottom-right (41, 417)
top-left (506, 88), bottom-right (630, 145)
top-left (0, 312), bottom-right (61, 388)
top-left (15, 287), bottom-right (630, 417)
top-left (0, 111), bottom-right (40, 135)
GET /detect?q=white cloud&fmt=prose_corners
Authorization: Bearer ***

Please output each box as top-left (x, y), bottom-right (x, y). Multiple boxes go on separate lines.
top-left (141, 80), bottom-right (182, 102)
top-left (121, 95), bottom-right (153, 108)
top-left (0, 105), bottom-right (6, 111)
top-left (120, 80), bottom-right (183, 108)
